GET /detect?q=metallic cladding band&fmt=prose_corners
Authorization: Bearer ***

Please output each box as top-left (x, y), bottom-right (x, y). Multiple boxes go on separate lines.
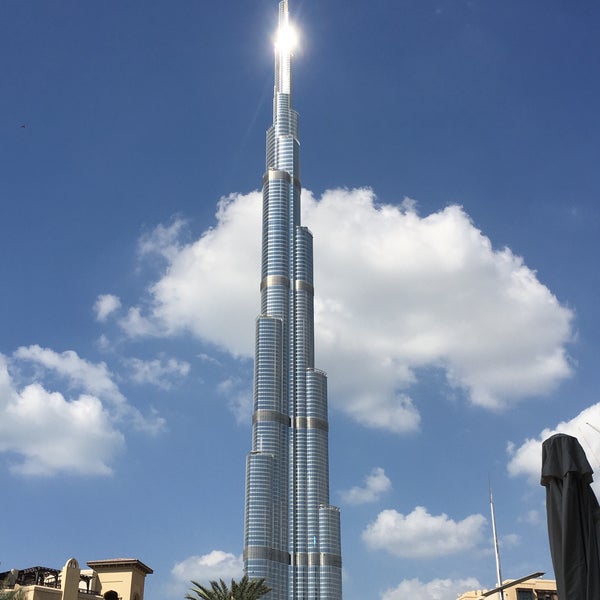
top-left (262, 169), bottom-right (301, 190)
top-left (253, 409), bottom-right (291, 427)
top-left (293, 416), bottom-right (329, 432)
top-left (294, 279), bottom-right (314, 294)
top-left (243, 546), bottom-right (291, 565)
top-left (260, 274), bottom-right (290, 291)
top-left (292, 552), bottom-right (342, 568)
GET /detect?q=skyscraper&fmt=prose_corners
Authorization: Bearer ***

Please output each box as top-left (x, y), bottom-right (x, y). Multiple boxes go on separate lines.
top-left (243, 2), bottom-right (343, 600)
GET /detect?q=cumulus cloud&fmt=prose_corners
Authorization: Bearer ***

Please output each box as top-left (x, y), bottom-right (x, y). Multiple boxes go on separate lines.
top-left (0, 354), bottom-right (124, 476)
top-left (171, 551), bottom-right (243, 584)
top-left (362, 506), bottom-right (486, 558)
top-left (13, 344), bottom-right (164, 433)
top-left (340, 467), bottom-right (391, 505)
top-left (0, 346), bottom-right (166, 476)
top-left (507, 402), bottom-right (600, 486)
top-left (125, 356), bottom-right (191, 390)
top-left (14, 344), bottom-right (124, 405)
top-left (128, 197), bottom-right (260, 355)
top-left (381, 577), bottom-right (482, 600)
top-left (94, 294), bottom-right (122, 321)
top-left (118, 188), bottom-right (574, 433)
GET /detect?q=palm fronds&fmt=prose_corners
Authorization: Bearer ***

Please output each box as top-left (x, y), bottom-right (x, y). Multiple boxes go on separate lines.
top-left (187, 576), bottom-right (270, 600)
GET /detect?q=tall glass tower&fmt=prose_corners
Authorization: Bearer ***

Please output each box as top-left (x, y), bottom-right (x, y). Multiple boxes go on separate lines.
top-left (243, 2), bottom-right (342, 600)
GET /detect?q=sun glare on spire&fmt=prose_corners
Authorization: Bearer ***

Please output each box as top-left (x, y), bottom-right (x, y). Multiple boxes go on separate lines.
top-left (275, 22), bottom-right (299, 54)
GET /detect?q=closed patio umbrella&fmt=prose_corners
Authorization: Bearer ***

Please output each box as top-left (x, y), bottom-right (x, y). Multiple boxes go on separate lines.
top-left (541, 433), bottom-right (600, 600)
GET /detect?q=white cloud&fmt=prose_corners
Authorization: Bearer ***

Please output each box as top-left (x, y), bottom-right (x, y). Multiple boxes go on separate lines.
top-left (138, 217), bottom-right (188, 262)
top-left (119, 306), bottom-right (161, 337)
top-left (507, 402), bottom-right (600, 486)
top-left (362, 506), bottom-right (486, 558)
top-left (520, 509), bottom-right (541, 525)
top-left (130, 194), bottom-right (260, 355)
top-left (217, 377), bottom-right (252, 425)
top-left (198, 353), bottom-right (222, 367)
top-left (307, 190), bottom-right (572, 414)
top-left (340, 467), bottom-right (391, 505)
top-left (171, 551), bottom-right (243, 584)
top-left (501, 533), bottom-right (520, 547)
top-left (381, 577), bottom-right (482, 600)
top-left (96, 334), bottom-right (111, 351)
top-left (118, 188), bottom-right (574, 433)
top-left (94, 294), bottom-right (122, 321)
top-left (13, 344), bottom-right (164, 433)
top-left (126, 356), bottom-right (190, 390)
top-left (0, 354), bottom-right (124, 476)
top-left (0, 346), bottom-right (174, 476)
top-left (14, 344), bottom-right (124, 404)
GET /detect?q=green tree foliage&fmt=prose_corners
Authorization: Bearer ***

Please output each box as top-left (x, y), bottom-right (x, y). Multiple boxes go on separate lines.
top-left (0, 580), bottom-right (23, 600)
top-left (187, 576), bottom-right (270, 600)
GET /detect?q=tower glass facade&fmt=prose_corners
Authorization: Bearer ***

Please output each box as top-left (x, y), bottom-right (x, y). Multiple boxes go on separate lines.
top-left (243, 2), bottom-right (342, 599)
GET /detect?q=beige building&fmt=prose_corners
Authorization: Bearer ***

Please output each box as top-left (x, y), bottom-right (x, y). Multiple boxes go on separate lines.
top-left (1, 558), bottom-right (152, 600)
top-left (458, 577), bottom-right (557, 600)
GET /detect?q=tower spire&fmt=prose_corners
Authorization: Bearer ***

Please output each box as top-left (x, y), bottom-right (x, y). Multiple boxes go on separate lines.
top-left (274, 0), bottom-right (296, 96)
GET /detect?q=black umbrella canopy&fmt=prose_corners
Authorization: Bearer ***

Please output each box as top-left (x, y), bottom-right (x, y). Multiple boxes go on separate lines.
top-left (541, 433), bottom-right (600, 600)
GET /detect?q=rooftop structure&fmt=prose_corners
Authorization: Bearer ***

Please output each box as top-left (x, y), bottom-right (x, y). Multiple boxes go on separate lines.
top-left (0, 558), bottom-right (152, 600)
top-left (458, 577), bottom-right (557, 600)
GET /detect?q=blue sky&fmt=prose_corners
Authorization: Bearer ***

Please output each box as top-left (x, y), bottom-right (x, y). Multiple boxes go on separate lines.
top-left (1, 1), bottom-right (599, 599)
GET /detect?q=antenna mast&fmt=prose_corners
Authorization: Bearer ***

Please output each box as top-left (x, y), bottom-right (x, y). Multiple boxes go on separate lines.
top-left (490, 484), bottom-right (505, 600)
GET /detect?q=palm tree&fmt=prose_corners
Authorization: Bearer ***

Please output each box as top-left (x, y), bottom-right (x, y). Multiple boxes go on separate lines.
top-left (186, 575), bottom-right (270, 600)
top-left (231, 577), bottom-right (270, 600)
